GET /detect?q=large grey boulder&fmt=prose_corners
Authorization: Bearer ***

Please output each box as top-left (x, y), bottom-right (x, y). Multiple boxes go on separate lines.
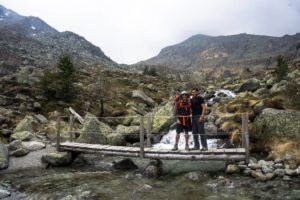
top-left (251, 171), bottom-right (267, 182)
top-left (238, 78), bottom-right (261, 92)
top-left (225, 164), bottom-right (240, 174)
top-left (151, 101), bottom-right (175, 133)
top-left (0, 142), bottom-right (9, 169)
top-left (11, 131), bottom-right (33, 141)
top-left (42, 151), bottom-right (73, 166)
top-left (116, 125), bottom-right (140, 135)
top-left (13, 115), bottom-right (34, 133)
top-left (23, 141), bottom-right (46, 151)
top-left (8, 140), bottom-right (29, 157)
top-left (253, 108), bottom-right (300, 138)
top-left (132, 90), bottom-right (155, 107)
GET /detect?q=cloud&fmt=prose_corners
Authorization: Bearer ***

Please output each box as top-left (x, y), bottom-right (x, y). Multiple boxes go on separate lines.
top-left (0, 0), bottom-right (300, 64)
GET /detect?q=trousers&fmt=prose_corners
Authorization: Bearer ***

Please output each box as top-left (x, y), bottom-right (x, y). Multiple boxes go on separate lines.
top-left (192, 116), bottom-right (207, 148)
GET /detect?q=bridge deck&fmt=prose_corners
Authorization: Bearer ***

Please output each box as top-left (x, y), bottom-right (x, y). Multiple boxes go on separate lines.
top-left (59, 142), bottom-right (246, 161)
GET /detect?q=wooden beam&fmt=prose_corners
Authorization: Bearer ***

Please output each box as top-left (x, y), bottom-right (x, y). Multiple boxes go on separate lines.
top-left (139, 116), bottom-right (145, 158)
top-left (146, 114), bottom-right (153, 148)
top-left (243, 113), bottom-right (250, 164)
top-left (69, 115), bottom-right (74, 142)
top-left (68, 107), bottom-right (84, 124)
top-left (56, 116), bottom-right (61, 151)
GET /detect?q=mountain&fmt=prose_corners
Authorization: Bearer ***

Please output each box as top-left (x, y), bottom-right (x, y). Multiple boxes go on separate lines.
top-left (0, 4), bottom-right (117, 76)
top-left (138, 33), bottom-right (300, 70)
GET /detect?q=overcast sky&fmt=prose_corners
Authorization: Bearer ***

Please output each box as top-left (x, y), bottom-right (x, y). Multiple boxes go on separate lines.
top-left (0, 0), bottom-right (300, 64)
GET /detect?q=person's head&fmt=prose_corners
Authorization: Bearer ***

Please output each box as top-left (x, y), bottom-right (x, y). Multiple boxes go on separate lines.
top-left (181, 91), bottom-right (188, 100)
top-left (191, 88), bottom-right (198, 97)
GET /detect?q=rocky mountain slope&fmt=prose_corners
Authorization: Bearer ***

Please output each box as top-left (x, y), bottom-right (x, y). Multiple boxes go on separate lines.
top-left (138, 33), bottom-right (300, 70)
top-left (0, 4), bottom-right (117, 76)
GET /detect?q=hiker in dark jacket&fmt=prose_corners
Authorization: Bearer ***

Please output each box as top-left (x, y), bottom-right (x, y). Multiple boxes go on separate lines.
top-left (172, 91), bottom-right (191, 151)
top-left (190, 88), bottom-right (208, 151)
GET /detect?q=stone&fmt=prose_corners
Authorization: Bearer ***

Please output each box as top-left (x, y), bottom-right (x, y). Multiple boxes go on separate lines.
top-left (254, 88), bottom-right (270, 97)
top-left (249, 157), bottom-right (258, 163)
top-left (0, 129), bottom-right (12, 136)
top-left (113, 158), bottom-right (138, 170)
top-left (274, 163), bottom-right (284, 169)
top-left (285, 169), bottom-right (297, 176)
top-left (262, 165), bottom-right (274, 174)
top-left (10, 148), bottom-right (29, 157)
top-left (34, 114), bottom-right (48, 124)
top-left (243, 168), bottom-right (252, 176)
top-left (274, 169), bottom-right (285, 177)
top-left (282, 175), bottom-right (292, 181)
top-left (33, 102), bottom-right (41, 109)
top-left (238, 165), bottom-right (247, 170)
top-left (22, 141), bottom-right (46, 151)
top-left (265, 173), bottom-right (276, 180)
top-left (274, 158), bottom-right (283, 163)
top-left (8, 140), bottom-right (24, 151)
top-left (248, 163), bottom-right (261, 170)
top-left (0, 189), bottom-right (10, 198)
top-left (238, 78), bottom-right (261, 92)
top-left (185, 172), bottom-right (199, 181)
top-left (143, 159), bottom-right (163, 178)
top-left (11, 131), bottom-right (33, 141)
top-left (251, 171), bottom-right (267, 182)
top-left (225, 164), bottom-right (240, 174)
top-left (42, 151), bottom-right (73, 166)
top-left (132, 90), bottom-right (155, 107)
top-left (0, 142), bottom-right (9, 169)
top-left (296, 165), bottom-right (300, 175)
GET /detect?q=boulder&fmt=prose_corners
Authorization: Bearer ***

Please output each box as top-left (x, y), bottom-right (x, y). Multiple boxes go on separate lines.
top-left (262, 165), bottom-right (274, 174)
top-left (243, 168), bottom-right (251, 176)
top-left (22, 141), bottom-right (46, 151)
top-left (10, 148), bottom-right (29, 157)
top-left (11, 131), bottom-right (33, 141)
top-left (0, 142), bottom-right (9, 169)
top-left (253, 108), bottom-right (300, 139)
top-left (248, 163), bottom-right (261, 170)
top-left (113, 158), bottom-right (138, 170)
top-left (132, 90), bottom-right (155, 107)
top-left (143, 159), bottom-right (163, 178)
top-left (285, 169), bottom-right (297, 176)
top-left (238, 78), bottom-right (261, 92)
top-left (254, 88), bottom-right (270, 97)
top-left (225, 164), bottom-right (240, 174)
top-left (13, 115), bottom-right (34, 133)
top-left (34, 114), bottom-right (48, 124)
top-left (251, 171), bottom-right (267, 182)
top-left (296, 165), bottom-right (300, 175)
top-left (185, 172), bottom-right (199, 181)
top-left (274, 169), bottom-right (285, 177)
top-left (274, 163), bottom-right (284, 169)
top-left (151, 101), bottom-right (175, 133)
top-left (8, 140), bottom-right (24, 151)
top-left (116, 125), bottom-right (140, 135)
top-left (42, 151), bottom-right (73, 166)
top-left (77, 114), bottom-right (110, 144)
top-left (270, 80), bottom-right (288, 94)
top-left (265, 173), bottom-right (276, 180)
top-left (8, 140), bottom-right (29, 157)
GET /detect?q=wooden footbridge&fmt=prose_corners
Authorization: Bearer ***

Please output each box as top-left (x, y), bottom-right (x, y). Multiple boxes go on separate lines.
top-left (56, 111), bottom-right (250, 163)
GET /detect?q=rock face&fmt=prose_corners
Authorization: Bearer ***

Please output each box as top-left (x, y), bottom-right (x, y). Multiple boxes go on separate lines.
top-left (0, 142), bottom-right (9, 169)
top-left (132, 90), bottom-right (155, 107)
top-left (42, 151), bottom-right (73, 166)
top-left (253, 108), bottom-right (300, 138)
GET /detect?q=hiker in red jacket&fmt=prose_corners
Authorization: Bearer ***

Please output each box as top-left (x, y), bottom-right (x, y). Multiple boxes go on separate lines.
top-left (172, 91), bottom-right (192, 151)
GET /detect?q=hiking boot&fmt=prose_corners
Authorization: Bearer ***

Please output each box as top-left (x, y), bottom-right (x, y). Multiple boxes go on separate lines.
top-left (191, 146), bottom-right (200, 150)
top-left (201, 147), bottom-right (208, 151)
top-left (185, 144), bottom-right (190, 151)
top-left (172, 144), bottom-right (178, 151)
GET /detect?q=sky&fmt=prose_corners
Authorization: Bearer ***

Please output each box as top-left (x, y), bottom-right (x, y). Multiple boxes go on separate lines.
top-left (0, 0), bottom-right (300, 64)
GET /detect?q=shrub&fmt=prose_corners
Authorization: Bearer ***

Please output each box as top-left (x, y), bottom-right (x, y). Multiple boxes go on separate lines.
top-left (274, 55), bottom-right (288, 81)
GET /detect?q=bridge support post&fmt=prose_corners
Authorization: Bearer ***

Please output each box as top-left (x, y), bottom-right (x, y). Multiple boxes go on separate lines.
top-left (56, 116), bottom-right (61, 151)
top-left (69, 114), bottom-right (74, 142)
top-left (242, 113), bottom-right (250, 164)
top-left (139, 116), bottom-right (145, 159)
top-left (146, 114), bottom-right (153, 148)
